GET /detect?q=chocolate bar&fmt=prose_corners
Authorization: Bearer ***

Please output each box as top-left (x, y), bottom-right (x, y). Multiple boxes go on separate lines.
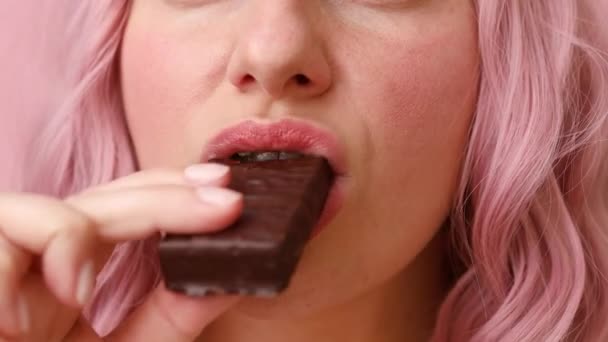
top-left (159, 156), bottom-right (332, 296)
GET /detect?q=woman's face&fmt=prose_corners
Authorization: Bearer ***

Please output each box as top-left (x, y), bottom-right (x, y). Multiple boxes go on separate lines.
top-left (121, 0), bottom-right (478, 319)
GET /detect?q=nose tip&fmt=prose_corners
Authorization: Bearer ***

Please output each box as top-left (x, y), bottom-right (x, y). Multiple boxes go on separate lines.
top-left (226, 5), bottom-right (332, 100)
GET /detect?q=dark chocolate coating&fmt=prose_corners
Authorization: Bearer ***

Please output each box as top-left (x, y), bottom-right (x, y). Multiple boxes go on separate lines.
top-left (158, 156), bottom-right (332, 296)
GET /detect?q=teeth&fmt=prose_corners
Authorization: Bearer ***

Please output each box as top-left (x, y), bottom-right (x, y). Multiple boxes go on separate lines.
top-left (231, 151), bottom-right (305, 162)
top-left (253, 151), bottom-right (279, 162)
top-left (278, 152), bottom-right (304, 160)
top-left (235, 152), bottom-right (253, 158)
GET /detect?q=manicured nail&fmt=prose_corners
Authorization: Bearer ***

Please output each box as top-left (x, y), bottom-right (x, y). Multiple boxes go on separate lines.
top-left (76, 260), bottom-right (95, 306)
top-left (18, 294), bottom-right (29, 334)
top-left (184, 164), bottom-right (229, 183)
top-left (196, 187), bottom-right (241, 207)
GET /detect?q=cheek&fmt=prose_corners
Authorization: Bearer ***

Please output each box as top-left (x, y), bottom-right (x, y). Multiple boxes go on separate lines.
top-left (342, 24), bottom-right (479, 216)
top-left (356, 36), bottom-right (478, 157)
top-left (121, 29), bottom-right (190, 165)
top-left (325, 19), bottom-right (479, 295)
top-left (366, 30), bottom-right (478, 221)
top-left (120, 18), bottom-right (229, 166)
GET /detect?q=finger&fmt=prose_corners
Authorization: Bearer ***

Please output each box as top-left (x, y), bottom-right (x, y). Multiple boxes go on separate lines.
top-left (106, 283), bottom-right (240, 342)
top-left (0, 194), bottom-right (92, 331)
top-left (84, 163), bottom-right (230, 195)
top-left (0, 164), bottom-right (233, 252)
top-left (183, 163), bottom-right (231, 186)
top-left (0, 187), bottom-right (241, 310)
top-left (0, 185), bottom-right (242, 253)
top-left (42, 225), bottom-right (97, 307)
top-left (18, 273), bottom-right (83, 342)
top-left (0, 193), bottom-right (93, 253)
top-left (69, 184), bottom-right (243, 242)
top-left (0, 235), bottom-right (31, 338)
top-left (0, 198), bottom-right (95, 326)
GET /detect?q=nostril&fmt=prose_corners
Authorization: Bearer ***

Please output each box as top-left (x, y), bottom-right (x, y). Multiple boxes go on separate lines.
top-left (294, 74), bottom-right (311, 86)
top-left (241, 74), bottom-right (255, 85)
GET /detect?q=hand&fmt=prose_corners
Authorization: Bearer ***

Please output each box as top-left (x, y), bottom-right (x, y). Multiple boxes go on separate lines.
top-left (0, 163), bottom-right (243, 341)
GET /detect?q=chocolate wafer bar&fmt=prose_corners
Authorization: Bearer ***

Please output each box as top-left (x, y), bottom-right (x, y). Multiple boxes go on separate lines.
top-left (159, 156), bottom-right (332, 296)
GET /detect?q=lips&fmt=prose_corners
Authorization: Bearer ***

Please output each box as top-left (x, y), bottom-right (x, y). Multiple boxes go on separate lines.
top-left (201, 119), bottom-right (347, 177)
top-left (201, 119), bottom-right (348, 237)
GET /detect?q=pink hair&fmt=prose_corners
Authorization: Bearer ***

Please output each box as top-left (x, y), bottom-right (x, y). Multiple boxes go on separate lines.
top-left (2, 1), bottom-right (608, 340)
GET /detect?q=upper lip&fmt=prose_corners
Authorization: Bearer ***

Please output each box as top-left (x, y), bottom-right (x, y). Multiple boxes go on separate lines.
top-left (201, 119), bottom-right (347, 176)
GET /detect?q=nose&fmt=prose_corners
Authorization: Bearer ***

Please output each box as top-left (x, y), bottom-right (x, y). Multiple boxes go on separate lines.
top-left (226, 2), bottom-right (332, 100)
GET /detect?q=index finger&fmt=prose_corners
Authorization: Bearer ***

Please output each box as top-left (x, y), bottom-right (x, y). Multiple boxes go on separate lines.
top-left (81, 163), bottom-right (231, 195)
top-left (0, 185), bottom-right (242, 254)
top-left (69, 184), bottom-right (243, 243)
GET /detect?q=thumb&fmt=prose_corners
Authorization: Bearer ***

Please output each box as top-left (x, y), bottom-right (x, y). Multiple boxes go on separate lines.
top-left (106, 282), bottom-right (240, 342)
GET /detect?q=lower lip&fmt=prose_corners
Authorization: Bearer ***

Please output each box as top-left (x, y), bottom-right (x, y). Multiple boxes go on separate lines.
top-left (309, 175), bottom-right (347, 239)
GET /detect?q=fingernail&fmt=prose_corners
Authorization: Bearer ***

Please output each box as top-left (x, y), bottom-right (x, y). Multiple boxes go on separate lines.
top-left (184, 164), bottom-right (229, 183)
top-left (76, 260), bottom-right (95, 306)
top-left (18, 294), bottom-right (29, 334)
top-left (196, 187), bottom-right (241, 207)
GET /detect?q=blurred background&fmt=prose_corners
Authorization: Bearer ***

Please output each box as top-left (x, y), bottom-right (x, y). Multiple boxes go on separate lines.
top-left (0, 1), bottom-right (79, 189)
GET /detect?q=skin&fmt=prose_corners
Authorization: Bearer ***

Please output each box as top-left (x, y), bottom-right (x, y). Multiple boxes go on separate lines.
top-left (121, 0), bottom-right (479, 341)
top-left (0, 168), bottom-right (245, 341)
